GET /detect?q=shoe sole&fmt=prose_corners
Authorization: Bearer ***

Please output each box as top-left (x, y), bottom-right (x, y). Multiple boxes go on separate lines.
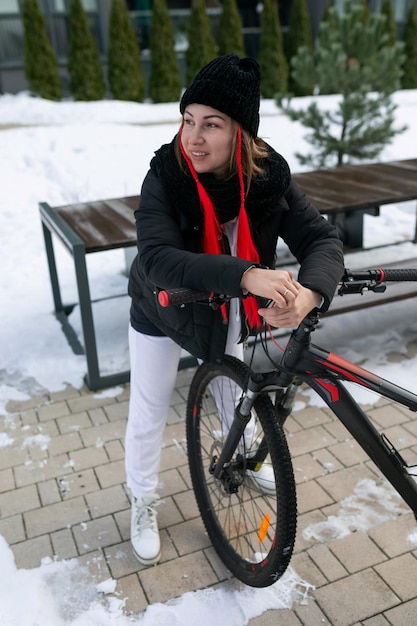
top-left (132, 544), bottom-right (161, 566)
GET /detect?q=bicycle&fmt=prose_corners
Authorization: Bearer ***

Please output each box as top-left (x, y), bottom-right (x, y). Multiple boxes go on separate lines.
top-left (158, 267), bottom-right (417, 588)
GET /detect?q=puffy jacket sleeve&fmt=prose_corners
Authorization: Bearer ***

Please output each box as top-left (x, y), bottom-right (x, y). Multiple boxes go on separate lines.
top-left (134, 170), bottom-right (259, 296)
top-left (280, 181), bottom-right (345, 311)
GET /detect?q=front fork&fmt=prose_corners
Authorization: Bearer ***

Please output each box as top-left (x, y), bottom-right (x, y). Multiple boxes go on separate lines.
top-left (212, 388), bottom-right (257, 480)
top-left (212, 377), bottom-right (300, 481)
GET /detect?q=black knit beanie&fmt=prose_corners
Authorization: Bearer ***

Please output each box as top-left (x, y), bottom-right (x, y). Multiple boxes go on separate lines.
top-left (179, 54), bottom-right (261, 138)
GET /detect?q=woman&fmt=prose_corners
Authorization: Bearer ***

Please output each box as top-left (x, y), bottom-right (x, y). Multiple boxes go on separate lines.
top-left (126, 54), bottom-right (344, 566)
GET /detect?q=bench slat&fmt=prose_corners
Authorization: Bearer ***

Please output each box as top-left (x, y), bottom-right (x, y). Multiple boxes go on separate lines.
top-left (56, 196), bottom-right (139, 252)
top-left (292, 159), bottom-right (417, 212)
top-left (48, 159), bottom-right (417, 253)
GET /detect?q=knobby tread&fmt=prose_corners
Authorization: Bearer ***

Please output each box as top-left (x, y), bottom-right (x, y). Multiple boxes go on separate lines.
top-left (186, 355), bottom-right (297, 587)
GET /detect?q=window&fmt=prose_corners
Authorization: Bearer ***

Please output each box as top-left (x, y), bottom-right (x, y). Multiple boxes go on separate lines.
top-left (54, 0), bottom-right (66, 11)
top-left (0, 0), bottom-right (19, 13)
top-left (45, 0), bottom-right (97, 11)
top-left (81, 0), bottom-right (98, 10)
top-left (393, 0), bottom-right (408, 22)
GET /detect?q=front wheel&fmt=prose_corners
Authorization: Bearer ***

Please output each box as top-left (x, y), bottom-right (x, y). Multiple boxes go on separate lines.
top-left (186, 355), bottom-right (297, 588)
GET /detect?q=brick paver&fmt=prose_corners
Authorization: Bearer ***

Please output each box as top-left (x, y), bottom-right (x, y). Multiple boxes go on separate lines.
top-left (1, 364), bottom-right (417, 625)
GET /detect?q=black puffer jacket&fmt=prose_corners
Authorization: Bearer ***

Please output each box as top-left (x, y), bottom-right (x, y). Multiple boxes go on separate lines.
top-left (128, 143), bottom-right (344, 363)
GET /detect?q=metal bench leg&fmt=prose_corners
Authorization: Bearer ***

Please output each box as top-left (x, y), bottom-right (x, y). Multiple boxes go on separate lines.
top-left (341, 211), bottom-right (365, 248)
top-left (73, 244), bottom-right (130, 390)
top-left (414, 200), bottom-right (417, 243)
top-left (41, 221), bottom-right (64, 313)
top-left (72, 243), bottom-right (103, 390)
top-left (42, 221), bottom-right (85, 355)
top-left (330, 207), bottom-right (379, 249)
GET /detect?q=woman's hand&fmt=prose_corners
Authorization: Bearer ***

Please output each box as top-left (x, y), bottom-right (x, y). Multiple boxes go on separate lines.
top-left (240, 267), bottom-right (300, 306)
top-left (240, 267), bottom-right (321, 328)
top-left (258, 285), bottom-right (321, 328)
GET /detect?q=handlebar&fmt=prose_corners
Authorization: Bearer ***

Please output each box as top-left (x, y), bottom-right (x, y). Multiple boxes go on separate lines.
top-left (338, 267), bottom-right (417, 296)
top-left (158, 288), bottom-right (229, 308)
top-left (158, 267), bottom-right (417, 308)
top-left (158, 288), bottom-right (211, 307)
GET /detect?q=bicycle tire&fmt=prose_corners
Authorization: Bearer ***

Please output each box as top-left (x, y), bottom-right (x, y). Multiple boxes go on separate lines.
top-left (186, 355), bottom-right (297, 587)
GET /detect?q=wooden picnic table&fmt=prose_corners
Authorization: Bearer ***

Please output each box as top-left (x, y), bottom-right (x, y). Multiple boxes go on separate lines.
top-left (39, 158), bottom-right (417, 389)
top-left (293, 158), bottom-right (417, 247)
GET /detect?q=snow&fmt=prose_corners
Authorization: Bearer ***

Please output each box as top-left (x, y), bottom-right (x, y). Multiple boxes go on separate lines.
top-left (302, 478), bottom-right (409, 542)
top-left (1, 90), bottom-right (417, 410)
top-left (1, 89), bottom-right (417, 623)
top-left (0, 535), bottom-right (314, 625)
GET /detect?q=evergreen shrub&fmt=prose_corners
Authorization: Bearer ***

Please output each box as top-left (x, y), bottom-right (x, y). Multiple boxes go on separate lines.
top-left (149, 0), bottom-right (181, 102)
top-left (286, 0), bottom-right (313, 96)
top-left (186, 0), bottom-right (217, 85)
top-left (68, 0), bottom-right (105, 100)
top-left (258, 0), bottom-right (288, 98)
top-left (217, 0), bottom-right (244, 57)
top-left (21, 0), bottom-right (61, 100)
top-left (108, 0), bottom-right (145, 101)
top-left (402, 5), bottom-right (417, 89)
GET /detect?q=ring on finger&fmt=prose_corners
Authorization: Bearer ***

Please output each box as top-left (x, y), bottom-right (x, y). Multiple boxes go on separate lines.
top-left (283, 288), bottom-right (289, 297)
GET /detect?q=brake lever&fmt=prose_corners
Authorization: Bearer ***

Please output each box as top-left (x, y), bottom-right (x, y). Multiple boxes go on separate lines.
top-left (338, 280), bottom-right (386, 296)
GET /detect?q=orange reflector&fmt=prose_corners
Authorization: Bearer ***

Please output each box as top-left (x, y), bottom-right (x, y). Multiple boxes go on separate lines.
top-left (258, 514), bottom-right (271, 542)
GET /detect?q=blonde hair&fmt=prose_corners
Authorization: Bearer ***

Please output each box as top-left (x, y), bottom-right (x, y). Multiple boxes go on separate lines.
top-left (175, 123), bottom-right (268, 192)
top-left (229, 123), bottom-right (268, 190)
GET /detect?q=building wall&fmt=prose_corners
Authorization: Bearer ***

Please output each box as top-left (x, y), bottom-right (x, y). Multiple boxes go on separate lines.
top-left (0, 0), bottom-right (415, 96)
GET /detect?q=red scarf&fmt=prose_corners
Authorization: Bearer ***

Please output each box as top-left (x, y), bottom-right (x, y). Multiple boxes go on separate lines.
top-left (180, 125), bottom-right (261, 329)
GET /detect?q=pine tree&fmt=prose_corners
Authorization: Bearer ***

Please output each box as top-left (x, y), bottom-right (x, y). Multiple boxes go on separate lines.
top-left (402, 5), bottom-right (417, 89)
top-left (258, 0), bottom-right (288, 98)
top-left (149, 0), bottom-right (181, 102)
top-left (316, 0), bottom-right (340, 95)
top-left (380, 0), bottom-right (396, 46)
top-left (21, 0), bottom-right (61, 100)
top-left (286, 0), bottom-right (313, 96)
top-left (359, 0), bottom-right (371, 25)
top-left (321, 0), bottom-right (337, 29)
top-left (280, 0), bottom-right (406, 167)
top-left (67, 0), bottom-right (105, 100)
top-left (185, 0), bottom-right (217, 86)
top-left (108, 0), bottom-right (144, 101)
top-left (217, 0), bottom-right (245, 57)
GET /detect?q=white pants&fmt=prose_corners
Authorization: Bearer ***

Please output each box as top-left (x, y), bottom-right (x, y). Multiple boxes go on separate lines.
top-left (125, 324), bottom-right (243, 500)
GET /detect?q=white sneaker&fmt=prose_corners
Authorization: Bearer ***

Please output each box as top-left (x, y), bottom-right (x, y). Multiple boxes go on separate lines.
top-left (131, 493), bottom-right (161, 565)
top-left (247, 464), bottom-right (276, 495)
top-left (245, 443), bottom-right (276, 495)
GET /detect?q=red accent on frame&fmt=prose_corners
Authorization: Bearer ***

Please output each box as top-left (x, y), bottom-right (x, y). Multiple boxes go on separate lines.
top-left (315, 378), bottom-right (340, 402)
top-left (318, 352), bottom-right (383, 387)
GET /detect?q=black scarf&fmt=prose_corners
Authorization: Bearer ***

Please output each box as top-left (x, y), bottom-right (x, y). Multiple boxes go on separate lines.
top-left (150, 137), bottom-right (291, 229)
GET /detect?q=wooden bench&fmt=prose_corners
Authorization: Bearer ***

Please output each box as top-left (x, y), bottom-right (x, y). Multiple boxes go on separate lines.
top-left (293, 158), bottom-right (417, 248)
top-left (39, 158), bottom-right (417, 390)
top-left (40, 197), bottom-right (139, 390)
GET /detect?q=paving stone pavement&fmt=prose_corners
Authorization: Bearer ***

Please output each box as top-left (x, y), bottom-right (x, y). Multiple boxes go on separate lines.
top-left (1, 360), bottom-right (417, 625)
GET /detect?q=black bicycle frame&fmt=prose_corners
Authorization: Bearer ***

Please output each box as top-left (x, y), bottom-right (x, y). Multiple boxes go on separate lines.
top-left (160, 270), bottom-right (417, 518)
top-left (285, 340), bottom-right (417, 518)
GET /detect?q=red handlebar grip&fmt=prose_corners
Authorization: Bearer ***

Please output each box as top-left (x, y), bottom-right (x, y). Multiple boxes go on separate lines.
top-left (158, 291), bottom-right (170, 307)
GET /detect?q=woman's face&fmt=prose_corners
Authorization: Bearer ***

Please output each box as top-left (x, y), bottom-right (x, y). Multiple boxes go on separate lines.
top-left (181, 103), bottom-right (235, 176)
